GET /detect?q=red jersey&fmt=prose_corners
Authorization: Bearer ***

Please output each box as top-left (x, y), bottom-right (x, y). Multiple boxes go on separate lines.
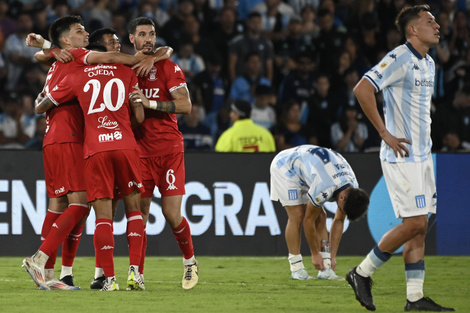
top-left (133, 59), bottom-right (186, 157)
top-left (47, 63), bottom-right (140, 158)
top-left (42, 48), bottom-right (92, 148)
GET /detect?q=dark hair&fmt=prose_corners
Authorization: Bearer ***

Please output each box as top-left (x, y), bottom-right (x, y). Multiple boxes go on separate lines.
top-left (247, 11), bottom-right (262, 20)
top-left (49, 15), bottom-right (83, 48)
top-left (89, 27), bottom-right (116, 45)
top-left (128, 17), bottom-right (156, 35)
top-left (85, 42), bottom-right (107, 52)
top-left (343, 188), bottom-right (370, 221)
top-left (395, 4), bottom-right (431, 38)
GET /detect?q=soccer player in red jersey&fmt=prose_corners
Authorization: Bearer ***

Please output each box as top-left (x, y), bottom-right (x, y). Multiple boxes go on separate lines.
top-left (22, 15), bottom-right (168, 291)
top-left (128, 17), bottom-right (199, 290)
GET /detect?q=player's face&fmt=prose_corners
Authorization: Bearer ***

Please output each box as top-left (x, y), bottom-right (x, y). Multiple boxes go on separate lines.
top-left (63, 23), bottom-right (89, 49)
top-left (130, 25), bottom-right (156, 54)
top-left (101, 33), bottom-right (121, 52)
top-left (413, 11), bottom-right (440, 46)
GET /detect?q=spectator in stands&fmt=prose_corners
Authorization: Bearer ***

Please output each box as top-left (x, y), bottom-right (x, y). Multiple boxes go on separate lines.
top-left (215, 99), bottom-right (276, 152)
top-left (299, 4), bottom-right (320, 41)
top-left (161, 0), bottom-right (195, 50)
top-left (210, 7), bottom-right (243, 77)
top-left (251, 0), bottom-right (296, 44)
top-left (278, 52), bottom-right (316, 122)
top-left (192, 0), bottom-right (217, 35)
top-left (307, 73), bottom-right (337, 148)
top-left (0, 0), bottom-right (18, 40)
top-left (25, 115), bottom-right (46, 150)
top-left (251, 85), bottom-right (277, 131)
top-left (0, 93), bottom-right (35, 149)
top-left (274, 99), bottom-right (317, 151)
top-left (228, 11), bottom-right (274, 83)
top-left (273, 17), bottom-right (316, 84)
top-left (229, 52), bottom-right (271, 105)
top-left (179, 103), bottom-right (214, 151)
top-left (181, 14), bottom-right (217, 62)
top-left (315, 8), bottom-right (347, 74)
top-left (330, 105), bottom-right (368, 152)
top-left (86, 0), bottom-right (113, 32)
top-left (171, 39), bottom-right (205, 86)
top-left (2, 11), bottom-right (37, 91)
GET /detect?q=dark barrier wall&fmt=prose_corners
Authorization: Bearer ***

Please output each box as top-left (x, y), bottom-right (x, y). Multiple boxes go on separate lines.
top-left (0, 151), bottom-right (468, 256)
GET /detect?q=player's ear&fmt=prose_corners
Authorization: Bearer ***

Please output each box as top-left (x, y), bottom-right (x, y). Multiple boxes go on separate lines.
top-left (129, 34), bottom-right (135, 44)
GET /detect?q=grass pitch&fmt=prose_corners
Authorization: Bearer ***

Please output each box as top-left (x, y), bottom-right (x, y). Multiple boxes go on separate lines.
top-left (1, 256), bottom-right (467, 313)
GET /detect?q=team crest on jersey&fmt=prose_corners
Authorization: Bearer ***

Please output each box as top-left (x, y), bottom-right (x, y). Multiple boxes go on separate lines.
top-left (380, 61), bottom-right (389, 68)
top-left (149, 67), bottom-right (157, 81)
top-left (174, 65), bottom-right (181, 73)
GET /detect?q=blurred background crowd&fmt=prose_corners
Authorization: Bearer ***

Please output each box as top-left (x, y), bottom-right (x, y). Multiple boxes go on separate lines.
top-left (0, 0), bottom-right (469, 152)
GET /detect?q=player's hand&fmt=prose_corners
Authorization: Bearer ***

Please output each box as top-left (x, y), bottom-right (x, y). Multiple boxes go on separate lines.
top-left (132, 55), bottom-right (155, 77)
top-left (130, 87), bottom-right (149, 108)
top-left (53, 49), bottom-right (74, 63)
top-left (381, 129), bottom-right (411, 158)
top-left (26, 33), bottom-right (44, 48)
top-left (312, 252), bottom-right (326, 270)
top-left (331, 257), bottom-right (337, 271)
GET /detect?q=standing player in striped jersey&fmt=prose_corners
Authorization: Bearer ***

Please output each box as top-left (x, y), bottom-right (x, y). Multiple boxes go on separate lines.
top-left (347, 5), bottom-right (454, 312)
top-left (128, 17), bottom-right (199, 290)
top-left (270, 145), bottom-right (369, 281)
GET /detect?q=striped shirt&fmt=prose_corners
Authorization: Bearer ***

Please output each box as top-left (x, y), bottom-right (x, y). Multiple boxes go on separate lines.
top-left (364, 42), bottom-right (434, 163)
top-left (273, 145), bottom-right (359, 206)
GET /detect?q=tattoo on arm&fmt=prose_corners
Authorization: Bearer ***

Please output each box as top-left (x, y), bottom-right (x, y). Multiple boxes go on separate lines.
top-left (156, 101), bottom-right (176, 113)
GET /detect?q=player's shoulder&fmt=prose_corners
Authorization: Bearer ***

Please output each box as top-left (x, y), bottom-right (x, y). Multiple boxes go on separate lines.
top-left (69, 47), bottom-right (90, 57)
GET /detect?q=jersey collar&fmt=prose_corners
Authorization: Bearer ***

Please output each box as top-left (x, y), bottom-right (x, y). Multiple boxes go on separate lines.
top-left (405, 41), bottom-right (424, 60)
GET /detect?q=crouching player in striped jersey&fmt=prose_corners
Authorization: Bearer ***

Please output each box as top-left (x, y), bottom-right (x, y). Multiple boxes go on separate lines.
top-left (270, 144), bottom-right (369, 281)
top-left (31, 50), bottom-right (148, 292)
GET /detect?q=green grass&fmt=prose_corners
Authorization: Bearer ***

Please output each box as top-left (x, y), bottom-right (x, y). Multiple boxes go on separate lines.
top-left (1, 256), bottom-right (467, 313)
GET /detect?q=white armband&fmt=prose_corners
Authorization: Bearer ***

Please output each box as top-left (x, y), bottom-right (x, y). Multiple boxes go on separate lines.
top-left (149, 100), bottom-right (158, 110)
top-left (42, 39), bottom-right (52, 50)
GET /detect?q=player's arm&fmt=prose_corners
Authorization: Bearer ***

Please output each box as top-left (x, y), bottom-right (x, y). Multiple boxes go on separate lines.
top-left (353, 77), bottom-right (411, 157)
top-left (86, 50), bottom-right (147, 66)
top-left (132, 46), bottom-right (174, 77)
top-left (329, 207), bottom-right (346, 271)
top-left (141, 85), bottom-right (192, 114)
top-left (26, 33), bottom-right (74, 65)
top-left (35, 92), bottom-right (55, 114)
top-left (304, 201), bottom-right (326, 270)
top-left (129, 88), bottom-right (146, 125)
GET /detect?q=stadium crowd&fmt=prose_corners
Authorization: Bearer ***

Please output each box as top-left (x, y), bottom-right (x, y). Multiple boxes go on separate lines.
top-left (0, 0), bottom-right (469, 152)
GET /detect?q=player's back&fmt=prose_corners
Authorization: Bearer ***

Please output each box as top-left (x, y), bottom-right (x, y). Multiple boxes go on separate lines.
top-left (42, 48), bottom-right (92, 147)
top-left (49, 62), bottom-right (140, 158)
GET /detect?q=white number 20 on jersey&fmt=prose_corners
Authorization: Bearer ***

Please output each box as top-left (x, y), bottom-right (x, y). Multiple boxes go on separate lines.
top-left (84, 78), bottom-right (125, 114)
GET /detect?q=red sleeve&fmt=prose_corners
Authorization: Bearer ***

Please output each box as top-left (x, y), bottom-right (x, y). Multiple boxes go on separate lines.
top-left (70, 48), bottom-right (92, 65)
top-left (162, 60), bottom-right (187, 93)
top-left (47, 74), bottom-right (76, 106)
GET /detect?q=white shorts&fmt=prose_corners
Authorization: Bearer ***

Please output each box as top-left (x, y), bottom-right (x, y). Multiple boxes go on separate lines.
top-left (381, 157), bottom-right (436, 218)
top-left (270, 160), bottom-right (309, 206)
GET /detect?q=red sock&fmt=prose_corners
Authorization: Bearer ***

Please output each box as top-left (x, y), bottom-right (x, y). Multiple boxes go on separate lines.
top-left (126, 211), bottom-right (144, 266)
top-left (62, 223), bottom-right (85, 267)
top-left (94, 218), bottom-right (115, 277)
top-left (41, 210), bottom-right (61, 270)
top-left (172, 217), bottom-right (194, 259)
top-left (40, 204), bottom-right (89, 258)
top-left (139, 229), bottom-right (147, 274)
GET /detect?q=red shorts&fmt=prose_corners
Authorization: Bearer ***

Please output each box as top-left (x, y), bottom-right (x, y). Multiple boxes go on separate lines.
top-left (140, 152), bottom-right (186, 198)
top-left (85, 149), bottom-right (144, 202)
top-left (43, 143), bottom-right (86, 198)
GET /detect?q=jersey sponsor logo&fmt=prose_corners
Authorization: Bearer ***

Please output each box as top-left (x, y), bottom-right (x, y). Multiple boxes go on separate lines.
top-left (174, 65), bottom-right (181, 73)
top-left (142, 88), bottom-right (160, 99)
top-left (415, 195), bottom-right (426, 208)
top-left (127, 232), bottom-right (142, 237)
top-left (149, 67), bottom-right (157, 81)
top-left (414, 79), bottom-right (433, 87)
top-left (288, 189), bottom-right (298, 200)
top-left (372, 70), bottom-right (383, 79)
top-left (98, 131), bottom-right (122, 143)
top-left (413, 63), bottom-right (420, 70)
top-left (54, 186), bottom-right (65, 195)
top-left (85, 64), bottom-right (117, 78)
top-left (100, 245), bottom-right (113, 250)
top-left (97, 116), bottom-right (119, 130)
top-left (166, 169), bottom-right (177, 190)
